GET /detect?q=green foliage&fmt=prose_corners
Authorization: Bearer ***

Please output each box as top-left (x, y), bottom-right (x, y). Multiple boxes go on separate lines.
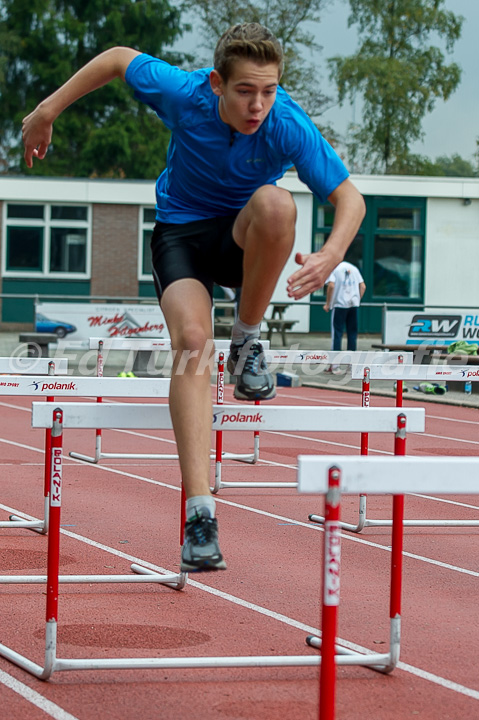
top-left (401, 153), bottom-right (478, 177)
top-left (330, 0), bottom-right (463, 173)
top-left (0, 0), bottom-right (189, 177)
top-left (185, 0), bottom-right (334, 117)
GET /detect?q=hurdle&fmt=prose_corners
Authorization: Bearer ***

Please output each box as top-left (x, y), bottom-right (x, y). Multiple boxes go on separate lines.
top-left (0, 403), bottom-right (424, 680)
top-left (309, 363), bottom-right (479, 531)
top-left (69, 338), bottom-right (269, 467)
top-left (211, 349), bottom-right (413, 493)
top-left (0, 356), bottom-right (68, 375)
top-left (297, 454), bottom-right (479, 720)
top-left (0, 375), bottom-right (170, 534)
top-left (0, 357), bottom-right (68, 533)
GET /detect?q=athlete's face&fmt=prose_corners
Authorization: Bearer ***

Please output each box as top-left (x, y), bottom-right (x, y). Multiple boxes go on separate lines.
top-left (210, 60), bottom-right (280, 135)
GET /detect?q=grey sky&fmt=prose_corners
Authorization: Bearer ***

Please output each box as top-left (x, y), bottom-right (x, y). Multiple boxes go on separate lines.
top-left (317, 0), bottom-right (478, 162)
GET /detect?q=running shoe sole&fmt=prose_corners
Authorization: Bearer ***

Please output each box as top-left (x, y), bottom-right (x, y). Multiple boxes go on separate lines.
top-left (180, 557), bottom-right (227, 572)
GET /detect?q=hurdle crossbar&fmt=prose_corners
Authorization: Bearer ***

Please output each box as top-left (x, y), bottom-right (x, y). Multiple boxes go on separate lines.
top-left (297, 453), bottom-right (479, 720)
top-left (351, 363), bottom-right (478, 382)
top-left (310, 364), bottom-right (479, 532)
top-left (0, 407), bottom-right (422, 682)
top-left (32, 403), bottom-right (425, 433)
top-left (0, 357), bottom-right (68, 375)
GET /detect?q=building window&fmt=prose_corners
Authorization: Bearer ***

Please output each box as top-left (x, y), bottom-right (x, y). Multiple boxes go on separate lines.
top-left (312, 196), bottom-right (425, 303)
top-left (373, 203), bottom-right (424, 300)
top-left (138, 206), bottom-right (156, 280)
top-left (3, 203), bottom-right (90, 278)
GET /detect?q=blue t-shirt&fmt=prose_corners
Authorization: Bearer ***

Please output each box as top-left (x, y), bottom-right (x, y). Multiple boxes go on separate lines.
top-left (125, 54), bottom-right (349, 223)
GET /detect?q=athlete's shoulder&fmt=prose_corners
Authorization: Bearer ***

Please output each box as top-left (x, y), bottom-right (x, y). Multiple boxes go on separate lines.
top-left (270, 87), bottom-right (315, 124)
top-left (265, 87), bottom-right (323, 152)
top-left (126, 55), bottom-right (214, 126)
top-left (127, 54), bottom-right (210, 93)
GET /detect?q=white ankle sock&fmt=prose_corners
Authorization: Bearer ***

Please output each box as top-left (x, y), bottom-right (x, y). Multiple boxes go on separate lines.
top-left (186, 495), bottom-right (216, 520)
top-left (232, 318), bottom-right (261, 344)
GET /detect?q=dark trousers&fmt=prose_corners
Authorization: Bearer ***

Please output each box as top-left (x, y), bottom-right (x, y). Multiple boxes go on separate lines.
top-left (331, 306), bottom-right (359, 351)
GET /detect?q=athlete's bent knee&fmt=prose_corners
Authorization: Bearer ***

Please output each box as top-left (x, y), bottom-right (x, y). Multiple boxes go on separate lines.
top-left (253, 185), bottom-right (296, 228)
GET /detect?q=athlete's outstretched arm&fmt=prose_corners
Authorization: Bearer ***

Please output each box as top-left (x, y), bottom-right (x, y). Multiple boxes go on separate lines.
top-left (22, 47), bottom-right (140, 168)
top-left (287, 178), bottom-right (365, 300)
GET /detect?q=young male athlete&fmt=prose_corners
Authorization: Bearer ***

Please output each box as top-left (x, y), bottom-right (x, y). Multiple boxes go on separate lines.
top-left (22, 23), bottom-right (365, 572)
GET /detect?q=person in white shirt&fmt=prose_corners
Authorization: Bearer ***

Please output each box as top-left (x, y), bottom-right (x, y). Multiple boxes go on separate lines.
top-left (324, 261), bottom-right (366, 371)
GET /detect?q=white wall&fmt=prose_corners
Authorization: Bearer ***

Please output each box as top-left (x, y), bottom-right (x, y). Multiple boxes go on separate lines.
top-left (424, 197), bottom-right (479, 307)
top-left (269, 174), bottom-right (313, 333)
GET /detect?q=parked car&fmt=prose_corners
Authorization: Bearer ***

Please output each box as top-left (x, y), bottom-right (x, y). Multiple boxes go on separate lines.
top-left (35, 313), bottom-right (77, 338)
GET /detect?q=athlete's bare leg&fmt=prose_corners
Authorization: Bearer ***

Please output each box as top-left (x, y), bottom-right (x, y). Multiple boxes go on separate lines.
top-left (160, 278), bottom-right (214, 499)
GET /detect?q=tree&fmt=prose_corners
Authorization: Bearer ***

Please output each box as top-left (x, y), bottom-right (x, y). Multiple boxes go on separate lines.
top-left (403, 153), bottom-right (478, 177)
top-left (184, 0), bottom-right (334, 121)
top-left (329, 0), bottom-right (463, 173)
top-left (0, 0), bottom-right (190, 178)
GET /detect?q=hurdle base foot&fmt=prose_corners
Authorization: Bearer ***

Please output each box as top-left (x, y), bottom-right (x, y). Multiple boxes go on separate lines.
top-left (306, 636), bottom-right (394, 673)
top-left (6, 515), bottom-right (46, 534)
top-left (69, 451), bottom-right (99, 464)
top-left (130, 564), bottom-right (187, 590)
top-left (308, 514), bottom-right (366, 533)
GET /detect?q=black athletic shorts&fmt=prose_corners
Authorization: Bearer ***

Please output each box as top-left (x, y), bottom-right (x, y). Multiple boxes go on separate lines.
top-left (150, 215), bottom-right (244, 301)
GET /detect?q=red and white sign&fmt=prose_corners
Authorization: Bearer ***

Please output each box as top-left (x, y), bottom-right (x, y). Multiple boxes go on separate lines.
top-left (36, 302), bottom-right (169, 342)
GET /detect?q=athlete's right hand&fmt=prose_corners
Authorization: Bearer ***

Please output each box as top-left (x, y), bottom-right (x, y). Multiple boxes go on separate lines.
top-left (22, 106), bottom-right (52, 168)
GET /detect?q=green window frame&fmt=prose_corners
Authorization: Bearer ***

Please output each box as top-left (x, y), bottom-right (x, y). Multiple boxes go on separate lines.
top-left (370, 198), bottom-right (425, 302)
top-left (311, 195), bottom-right (426, 333)
top-left (312, 195), bottom-right (426, 303)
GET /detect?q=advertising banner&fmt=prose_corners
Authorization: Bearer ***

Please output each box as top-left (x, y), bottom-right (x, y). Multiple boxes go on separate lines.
top-left (384, 309), bottom-right (479, 346)
top-left (35, 302), bottom-right (169, 342)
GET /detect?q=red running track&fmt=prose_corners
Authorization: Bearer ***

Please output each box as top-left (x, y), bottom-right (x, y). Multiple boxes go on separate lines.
top-left (0, 385), bottom-right (478, 720)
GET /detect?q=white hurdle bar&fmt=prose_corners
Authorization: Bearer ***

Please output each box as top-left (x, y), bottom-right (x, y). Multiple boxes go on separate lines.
top-left (32, 403), bottom-right (425, 433)
top-left (0, 375), bottom-right (169, 534)
top-left (0, 404), bottom-right (423, 681)
top-left (0, 356), bottom-right (68, 374)
top-left (211, 350), bottom-right (413, 493)
top-left (298, 455), bottom-right (479, 720)
top-left (309, 363), bottom-right (479, 532)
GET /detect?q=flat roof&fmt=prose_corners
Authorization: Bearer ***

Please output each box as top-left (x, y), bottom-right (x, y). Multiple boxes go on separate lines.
top-left (0, 172), bottom-right (477, 204)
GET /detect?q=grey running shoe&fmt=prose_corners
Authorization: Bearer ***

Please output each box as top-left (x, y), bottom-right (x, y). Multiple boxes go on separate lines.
top-left (227, 338), bottom-right (276, 401)
top-left (181, 511), bottom-right (227, 572)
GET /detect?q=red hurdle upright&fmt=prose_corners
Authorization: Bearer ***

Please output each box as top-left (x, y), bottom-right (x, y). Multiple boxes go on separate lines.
top-left (319, 466), bottom-right (341, 720)
top-left (317, 413), bottom-right (408, 719)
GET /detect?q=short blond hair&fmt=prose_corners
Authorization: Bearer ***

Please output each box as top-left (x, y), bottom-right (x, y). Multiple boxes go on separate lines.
top-left (214, 23), bottom-right (283, 81)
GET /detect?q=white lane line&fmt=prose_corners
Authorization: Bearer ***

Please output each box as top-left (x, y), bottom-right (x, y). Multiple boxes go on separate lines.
top-left (411, 494), bottom-right (479, 510)
top-left (0, 501), bottom-right (477, 701)
top-left (0, 401), bottom-right (30, 411)
top-left (262, 430), bottom-right (390, 454)
top-left (427, 413), bottom-right (479, 426)
top-left (420, 432), bottom-right (479, 446)
top-left (0, 668), bottom-right (80, 720)
top-left (278, 391), bottom-right (479, 428)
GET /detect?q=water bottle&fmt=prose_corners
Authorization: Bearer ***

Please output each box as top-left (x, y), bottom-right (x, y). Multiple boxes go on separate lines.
top-left (465, 380), bottom-right (472, 395)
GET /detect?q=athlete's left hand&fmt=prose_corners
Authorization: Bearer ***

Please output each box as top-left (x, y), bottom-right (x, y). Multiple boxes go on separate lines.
top-left (286, 248), bottom-right (341, 300)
